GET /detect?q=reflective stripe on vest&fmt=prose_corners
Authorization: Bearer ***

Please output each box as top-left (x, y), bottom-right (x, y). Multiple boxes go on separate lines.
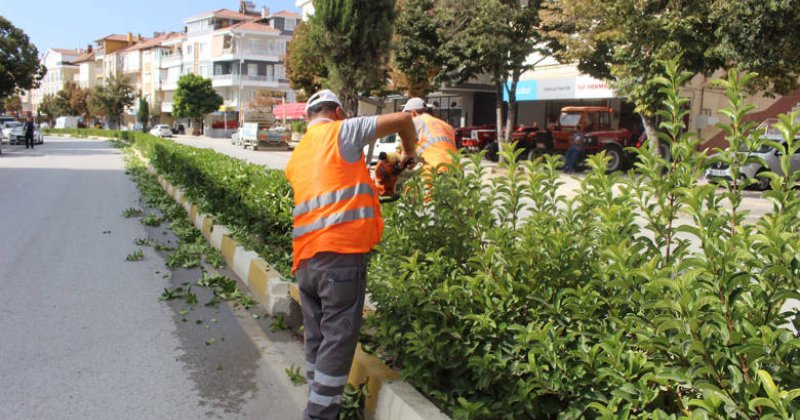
top-left (418, 135), bottom-right (454, 155)
top-left (292, 206), bottom-right (375, 239)
top-left (415, 115), bottom-right (455, 156)
top-left (292, 182), bottom-right (374, 217)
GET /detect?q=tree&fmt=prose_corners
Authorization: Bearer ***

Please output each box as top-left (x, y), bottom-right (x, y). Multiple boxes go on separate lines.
top-left (544, 0), bottom-right (800, 141)
top-left (391, 0), bottom-right (444, 97)
top-left (2, 96), bottom-right (22, 114)
top-left (712, 0), bottom-right (800, 95)
top-left (439, 0), bottom-right (545, 147)
top-left (545, 0), bottom-right (720, 140)
top-left (306, 0), bottom-right (396, 114)
top-left (54, 82), bottom-right (90, 118)
top-left (88, 74), bottom-right (135, 129)
top-left (136, 97), bottom-right (150, 132)
top-left (172, 73), bottom-right (223, 135)
top-left (286, 22), bottom-right (327, 98)
top-left (39, 94), bottom-right (64, 123)
top-left (0, 16), bottom-right (46, 98)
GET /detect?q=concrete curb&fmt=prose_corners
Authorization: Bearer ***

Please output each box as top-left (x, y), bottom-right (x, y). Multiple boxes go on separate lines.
top-left (133, 149), bottom-right (448, 420)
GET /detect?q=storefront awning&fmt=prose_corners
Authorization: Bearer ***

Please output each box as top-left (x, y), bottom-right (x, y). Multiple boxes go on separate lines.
top-left (505, 74), bottom-right (617, 102)
top-left (273, 103), bottom-right (307, 120)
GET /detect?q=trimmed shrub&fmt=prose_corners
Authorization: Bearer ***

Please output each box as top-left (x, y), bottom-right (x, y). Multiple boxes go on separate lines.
top-left (365, 60), bottom-right (800, 418)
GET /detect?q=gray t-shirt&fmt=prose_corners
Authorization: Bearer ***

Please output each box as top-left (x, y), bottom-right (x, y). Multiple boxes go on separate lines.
top-left (338, 116), bottom-right (379, 163)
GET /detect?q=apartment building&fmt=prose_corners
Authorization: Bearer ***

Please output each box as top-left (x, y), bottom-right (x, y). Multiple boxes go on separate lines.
top-left (72, 48), bottom-right (101, 89)
top-left (30, 48), bottom-right (81, 113)
top-left (158, 8), bottom-right (299, 128)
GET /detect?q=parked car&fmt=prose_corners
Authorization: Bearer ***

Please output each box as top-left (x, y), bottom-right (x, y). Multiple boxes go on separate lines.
top-left (363, 134), bottom-right (400, 165)
top-left (9, 125), bottom-right (43, 145)
top-left (706, 119), bottom-right (800, 190)
top-left (2, 121), bottom-right (22, 141)
top-left (149, 124), bottom-right (172, 138)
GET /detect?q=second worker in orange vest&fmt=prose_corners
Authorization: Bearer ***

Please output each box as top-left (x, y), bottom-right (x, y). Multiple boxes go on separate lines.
top-left (402, 97), bottom-right (459, 173)
top-left (285, 90), bottom-right (418, 420)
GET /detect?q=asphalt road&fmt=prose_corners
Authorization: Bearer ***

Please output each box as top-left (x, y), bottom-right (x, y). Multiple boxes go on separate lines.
top-left (0, 138), bottom-right (307, 419)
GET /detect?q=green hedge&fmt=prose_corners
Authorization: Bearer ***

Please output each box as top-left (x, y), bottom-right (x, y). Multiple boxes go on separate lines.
top-left (365, 63), bottom-right (800, 418)
top-left (128, 131), bottom-right (295, 278)
top-left (42, 128), bottom-right (128, 139)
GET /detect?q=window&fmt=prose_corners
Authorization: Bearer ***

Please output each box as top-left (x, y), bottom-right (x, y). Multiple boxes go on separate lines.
top-left (199, 65), bottom-right (208, 77)
top-left (248, 63), bottom-right (257, 76)
top-left (186, 45), bottom-right (192, 55)
top-left (214, 64), bottom-right (223, 75)
top-left (285, 19), bottom-right (296, 31)
top-left (275, 65), bottom-right (285, 79)
top-left (198, 43), bottom-right (204, 55)
top-left (267, 65), bottom-right (274, 79)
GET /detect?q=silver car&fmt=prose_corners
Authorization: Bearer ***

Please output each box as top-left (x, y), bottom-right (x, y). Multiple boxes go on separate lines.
top-left (706, 124), bottom-right (800, 190)
top-left (9, 125), bottom-right (43, 145)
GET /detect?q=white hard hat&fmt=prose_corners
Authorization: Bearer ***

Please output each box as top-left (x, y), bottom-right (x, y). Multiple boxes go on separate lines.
top-left (402, 97), bottom-right (430, 112)
top-left (305, 89), bottom-right (342, 113)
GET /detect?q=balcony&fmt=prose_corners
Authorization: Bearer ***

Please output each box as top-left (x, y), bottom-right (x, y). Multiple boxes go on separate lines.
top-left (216, 48), bottom-right (281, 63)
top-left (212, 74), bottom-right (280, 88)
top-left (160, 55), bottom-right (183, 68)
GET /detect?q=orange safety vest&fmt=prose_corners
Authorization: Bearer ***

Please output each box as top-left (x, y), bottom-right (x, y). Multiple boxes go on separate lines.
top-left (285, 120), bottom-right (383, 273)
top-left (414, 113), bottom-right (457, 172)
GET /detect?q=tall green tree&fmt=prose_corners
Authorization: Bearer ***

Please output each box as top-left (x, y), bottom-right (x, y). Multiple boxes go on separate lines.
top-left (0, 16), bottom-right (46, 98)
top-left (544, 0), bottom-right (800, 140)
top-left (88, 74), bottom-right (135, 129)
top-left (439, 0), bottom-right (545, 145)
top-left (544, 0), bottom-right (720, 139)
top-left (173, 73), bottom-right (223, 135)
top-left (712, 0), bottom-right (800, 95)
top-left (391, 0), bottom-right (443, 97)
top-left (136, 97), bottom-right (149, 132)
top-left (286, 22), bottom-right (327, 98)
top-left (307, 0), bottom-right (396, 114)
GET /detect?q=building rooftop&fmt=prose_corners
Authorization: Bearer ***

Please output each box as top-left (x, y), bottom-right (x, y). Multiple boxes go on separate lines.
top-left (225, 20), bottom-right (281, 35)
top-left (120, 32), bottom-right (181, 52)
top-left (70, 50), bottom-right (96, 64)
top-left (185, 8), bottom-right (259, 23)
top-left (51, 48), bottom-right (81, 56)
top-left (271, 10), bottom-right (301, 18)
top-left (95, 34), bottom-right (131, 43)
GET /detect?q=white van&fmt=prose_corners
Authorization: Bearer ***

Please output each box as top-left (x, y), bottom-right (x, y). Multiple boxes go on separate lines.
top-left (55, 116), bottom-right (80, 129)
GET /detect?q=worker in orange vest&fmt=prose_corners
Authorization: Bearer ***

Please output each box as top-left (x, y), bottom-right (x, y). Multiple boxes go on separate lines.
top-left (402, 97), bottom-right (458, 174)
top-left (285, 89), bottom-right (417, 420)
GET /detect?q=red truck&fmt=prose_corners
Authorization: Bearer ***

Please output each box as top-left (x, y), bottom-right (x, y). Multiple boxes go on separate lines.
top-left (548, 106), bottom-right (635, 172)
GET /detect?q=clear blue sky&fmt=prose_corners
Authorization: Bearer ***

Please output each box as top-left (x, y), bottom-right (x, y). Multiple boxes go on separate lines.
top-left (2, 0), bottom-right (300, 54)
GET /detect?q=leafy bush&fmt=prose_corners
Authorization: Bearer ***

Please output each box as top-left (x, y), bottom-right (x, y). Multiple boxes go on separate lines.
top-left (128, 131), bottom-right (295, 278)
top-left (42, 128), bottom-right (126, 139)
top-left (365, 60), bottom-right (800, 418)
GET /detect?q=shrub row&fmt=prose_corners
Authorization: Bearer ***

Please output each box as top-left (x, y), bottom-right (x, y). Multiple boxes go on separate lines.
top-left (365, 63), bottom-right (800, 418)
top-left (44, 63), bottom-right (800, 418)
top-left (42, 127), bottom-right (128, 139)
top-left (126, 132), bottom-right (295, 278)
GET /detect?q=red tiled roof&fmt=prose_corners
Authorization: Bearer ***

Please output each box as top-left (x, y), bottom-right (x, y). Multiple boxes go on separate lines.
top-left (121, 32), bottom-right (181, 52)
top-left (96, 34), bottom-right (130, 42)
top-left (51, 48), bottom-right (81, 55)
top-left (71, 50), bottom-right (96, 63)
top-left (186, 8), bottom-right (259, 22)
top-left (272, 10), bottom-right (300, 18)
top-left (227, 21), bottom-right (281, 35)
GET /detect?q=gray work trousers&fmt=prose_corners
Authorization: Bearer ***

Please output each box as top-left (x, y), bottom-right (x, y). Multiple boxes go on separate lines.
top-left (296, 252), bottom-right (367, 420)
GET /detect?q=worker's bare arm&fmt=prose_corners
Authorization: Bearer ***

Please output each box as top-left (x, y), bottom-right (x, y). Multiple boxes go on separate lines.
top-left (375, 113), bottom-right (417, 157)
